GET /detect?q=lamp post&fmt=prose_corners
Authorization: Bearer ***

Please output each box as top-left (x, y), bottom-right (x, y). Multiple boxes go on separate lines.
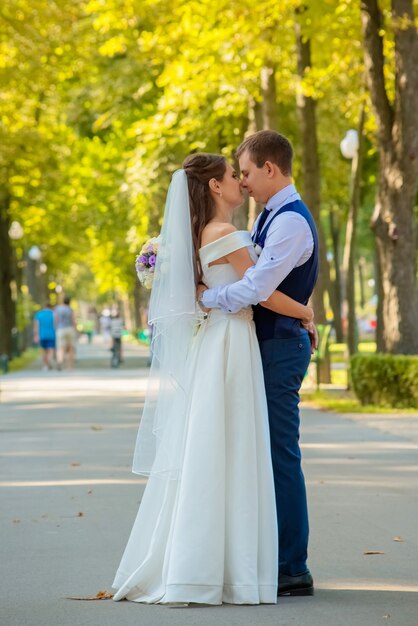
top-left (28, 245), bottom-right (42, 261)
top-left (27, 245), bottom-right (42, 306)
top-left (8, 221), bottom-right (25, 357)
top-left (8, 221), bottom-right (24, 241)
top-left (340, 130), bottom-right (359, 160)
top-left (8, 221), bottom-right (24, 295)
top-left (340, 109), bottom-right (365, 359)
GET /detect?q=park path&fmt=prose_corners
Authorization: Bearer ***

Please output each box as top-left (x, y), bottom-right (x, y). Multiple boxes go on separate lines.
top-left (1, 337), bottom-right (417, 626)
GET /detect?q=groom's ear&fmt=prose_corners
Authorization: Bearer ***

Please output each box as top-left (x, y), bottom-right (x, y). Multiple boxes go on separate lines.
top-left (264, 160), bottom-right (275, 178)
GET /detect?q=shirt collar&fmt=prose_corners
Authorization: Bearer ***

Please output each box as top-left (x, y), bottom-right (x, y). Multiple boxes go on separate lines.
top-left (266, 183), bottom-right (298, 212)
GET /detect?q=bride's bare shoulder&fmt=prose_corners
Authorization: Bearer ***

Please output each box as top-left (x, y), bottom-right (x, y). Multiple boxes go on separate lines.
top-left (200, 222), bottom-right (237, 247)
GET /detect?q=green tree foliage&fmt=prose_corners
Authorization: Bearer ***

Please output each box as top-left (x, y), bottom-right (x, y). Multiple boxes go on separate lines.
top-left (1, 0), bottom-right (416, 354)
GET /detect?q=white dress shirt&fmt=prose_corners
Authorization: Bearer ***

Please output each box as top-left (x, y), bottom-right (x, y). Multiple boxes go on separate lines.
top-left (201, 184), bottom-right (314, 313)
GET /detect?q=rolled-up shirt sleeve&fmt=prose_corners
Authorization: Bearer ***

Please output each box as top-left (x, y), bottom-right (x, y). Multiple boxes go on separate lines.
top-left (201, 212), bottom-right (313, 313)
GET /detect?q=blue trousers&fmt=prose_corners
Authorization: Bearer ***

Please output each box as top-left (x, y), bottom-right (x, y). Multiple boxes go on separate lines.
top-left (259, 332), bottom-right (311, 577)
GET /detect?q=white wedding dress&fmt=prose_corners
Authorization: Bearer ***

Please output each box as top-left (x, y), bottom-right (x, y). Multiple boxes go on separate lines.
top-left (112, 231), bottom-right (278, 605)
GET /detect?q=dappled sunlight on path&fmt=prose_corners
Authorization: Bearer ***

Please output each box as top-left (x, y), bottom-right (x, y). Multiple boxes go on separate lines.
top-left (1, 340), bottom-right (418, 626)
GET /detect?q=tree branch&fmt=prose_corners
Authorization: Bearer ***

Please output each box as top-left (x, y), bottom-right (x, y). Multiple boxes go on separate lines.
top-left (360, 0), bottom-right (393, 145)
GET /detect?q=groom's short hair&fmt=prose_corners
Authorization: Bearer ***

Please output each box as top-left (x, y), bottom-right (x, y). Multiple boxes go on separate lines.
top-left (236, 130), bottom-right (293, 176)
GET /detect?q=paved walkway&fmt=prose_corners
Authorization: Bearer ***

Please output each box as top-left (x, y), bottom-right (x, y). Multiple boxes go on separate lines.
top-left (1, 338), bottom-right (417, 626)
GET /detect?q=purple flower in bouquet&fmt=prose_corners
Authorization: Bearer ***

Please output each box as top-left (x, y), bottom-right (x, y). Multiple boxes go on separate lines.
top-left (135, 236), bottom-right (160, 289)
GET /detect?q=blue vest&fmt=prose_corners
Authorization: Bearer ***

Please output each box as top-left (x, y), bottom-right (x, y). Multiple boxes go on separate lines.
top-left (252, 199), bottom-right (319, 341)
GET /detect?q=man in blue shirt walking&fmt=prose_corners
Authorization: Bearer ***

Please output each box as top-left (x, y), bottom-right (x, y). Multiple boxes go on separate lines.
top-left (33, 302), bottom-right (56, 371)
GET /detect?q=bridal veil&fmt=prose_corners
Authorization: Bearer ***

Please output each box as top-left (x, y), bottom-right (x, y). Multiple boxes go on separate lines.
top-left (132, 169), bottom-right (202, 478)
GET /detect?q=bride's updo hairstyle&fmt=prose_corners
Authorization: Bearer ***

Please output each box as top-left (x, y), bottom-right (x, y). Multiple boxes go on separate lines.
top-left (183, 153), bottom-right (227, 283)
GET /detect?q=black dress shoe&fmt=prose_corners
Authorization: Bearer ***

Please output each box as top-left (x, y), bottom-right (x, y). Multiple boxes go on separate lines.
top-left (278, 571), bottom-right (314, 596)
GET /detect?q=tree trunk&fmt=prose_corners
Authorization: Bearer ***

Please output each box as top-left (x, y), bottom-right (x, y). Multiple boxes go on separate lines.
top-left (239, 65), bottom-right (280, 230)
top-left (341, 107), bottom-right (366, 357)
top-left (358, 258), bottom-right (366, 309)
top-left (260, 65), bottom-right (279, 131)
top-left (374, 242), bottom-right (385, 351)
top-left (26, 256), bottom-right (41, 306)
top-left (0, 190), bottom-right (14, 358)
top-left (233, 99), bottom-right (263, 232)
top-left (329, 208), bottom-right (344, 342)
top-left (121, 295), bottom-right (133, 332)
top-left (361, 0), bottom-right (418, 353)
top-left (296, 21), bottom-right (331, 382)
top-left (133, 279), bottom-right (142, 329)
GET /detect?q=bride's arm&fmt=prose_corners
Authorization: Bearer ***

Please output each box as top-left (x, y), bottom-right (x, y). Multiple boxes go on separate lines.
top-left (225, 247), bottom-right (313, 324)
top-left (260, 291), bottom-right (313, 324)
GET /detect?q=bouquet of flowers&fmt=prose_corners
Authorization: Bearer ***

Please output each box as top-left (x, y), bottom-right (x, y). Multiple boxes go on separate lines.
top-left (135, 236), bottom-right (160, 289)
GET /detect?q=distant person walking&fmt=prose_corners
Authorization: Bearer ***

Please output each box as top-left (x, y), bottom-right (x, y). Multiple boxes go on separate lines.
top-left (54, 296), bottom-right (76, 370)
top-left (99, 310), bottom-right (112, 346)
top-left (33, 302), bottom-right (56, 371)
top-left (110, 310), bottom-right (124, 367)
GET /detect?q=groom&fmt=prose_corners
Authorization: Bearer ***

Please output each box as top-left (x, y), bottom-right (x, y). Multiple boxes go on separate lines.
top-left (199, 130), bottom-right (318, 597)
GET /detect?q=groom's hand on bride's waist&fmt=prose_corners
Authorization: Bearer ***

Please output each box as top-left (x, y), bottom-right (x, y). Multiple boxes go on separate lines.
top-left (197, 283), bottom-right (210, 313)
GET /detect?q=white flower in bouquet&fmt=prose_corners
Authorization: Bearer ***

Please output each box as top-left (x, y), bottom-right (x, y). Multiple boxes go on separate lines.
top-left (135, 236), bottom-right (160, 289)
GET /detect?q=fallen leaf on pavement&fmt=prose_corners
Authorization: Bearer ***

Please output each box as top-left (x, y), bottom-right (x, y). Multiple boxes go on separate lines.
top-left (66, 590), bottom-right (113, 601)
top-left (70, 463), bottom-right (80, 467)
top-left (393, 536), bottom-right (404, 542)
top-left (77, 512), bottom-right (84, 517)
top-left (90, 425), bottom-right (103, 431)
top-left (363, 550), bottom-right (385, 555)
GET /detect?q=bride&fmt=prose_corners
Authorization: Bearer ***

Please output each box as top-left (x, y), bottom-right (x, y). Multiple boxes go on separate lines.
top-left (112, 153), bottom-right (313, 605)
